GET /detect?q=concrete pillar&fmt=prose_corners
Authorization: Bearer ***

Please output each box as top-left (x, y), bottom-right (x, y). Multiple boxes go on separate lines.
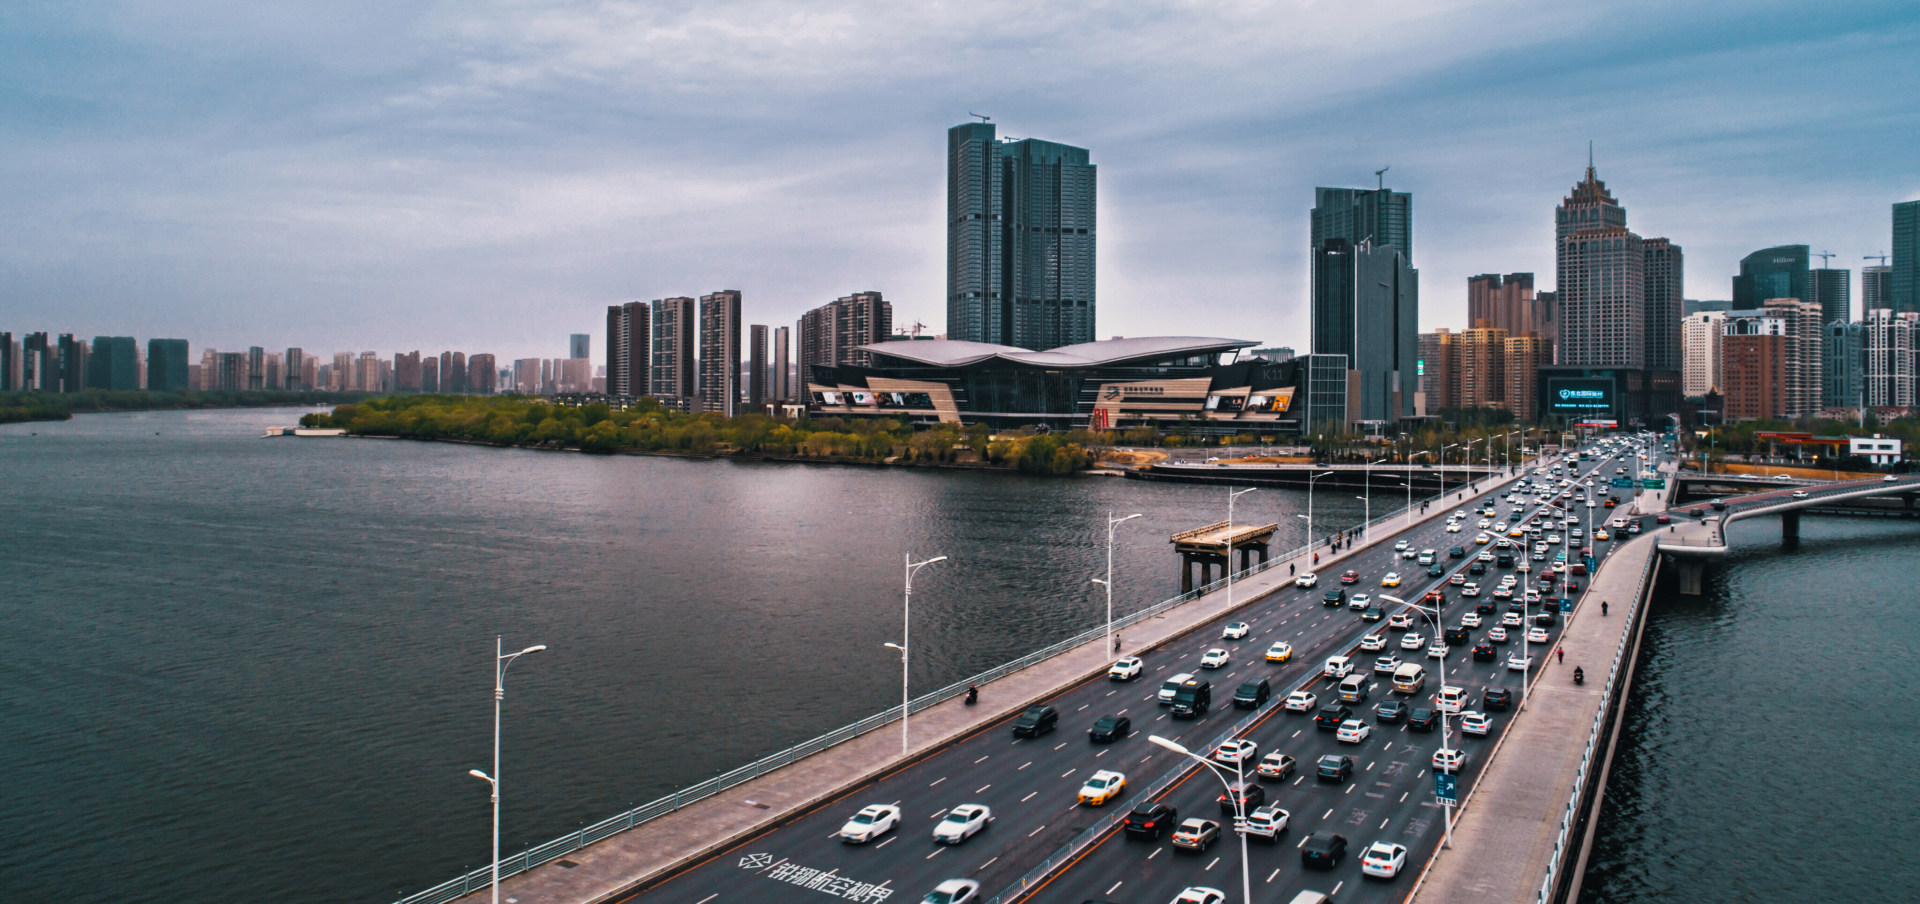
top-left (1781, 510), bottom-right (1800, 542)
top-left (1181, 558), bottom-right (1194, 594)
top-left (1675, 558), bottom-right (1705, 596)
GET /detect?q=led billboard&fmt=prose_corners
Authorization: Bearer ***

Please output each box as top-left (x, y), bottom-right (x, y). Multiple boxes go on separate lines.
top-left (1547, 378), bottom-right (1614, 415)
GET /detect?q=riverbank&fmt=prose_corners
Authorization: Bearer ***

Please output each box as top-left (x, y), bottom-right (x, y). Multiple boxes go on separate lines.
top-left (0, 389), bottom-right (370, 425)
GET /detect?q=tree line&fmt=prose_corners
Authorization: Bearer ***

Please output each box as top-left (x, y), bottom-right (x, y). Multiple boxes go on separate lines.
top-left (1, 389), bottom-right (368, 425)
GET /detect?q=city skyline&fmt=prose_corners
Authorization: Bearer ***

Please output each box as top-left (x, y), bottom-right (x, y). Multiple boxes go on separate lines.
top-left (4, 2), bottom-right (1917, 362)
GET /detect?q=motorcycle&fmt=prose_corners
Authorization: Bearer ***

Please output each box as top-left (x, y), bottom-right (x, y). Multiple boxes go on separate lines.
top-left (1572, 667), bottom-right (1584, 685)
top-left (964, 686), bottom-right (979, 706)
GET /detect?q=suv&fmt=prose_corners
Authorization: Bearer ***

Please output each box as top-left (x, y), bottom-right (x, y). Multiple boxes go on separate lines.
top-left (1314, 703), bottom-right (1353, 731)
top-left (1011, 704), bottom-right (1058, 738)
top-left (1322, 588), bottom-right (1346, 606)
top-left (1241, 804), bottom-right (1289, 842)
top-left (1170, 679), bottom-right (1212, 719)
top-left (1482, 687), bottom-right (1514, 711)
top-left (1218, 780), bottom-right (1265, 814)
top-left (1107, 656), bottom-right (1143, 681)
top-left (1233, 678), bottom-right (1271, 709)
top-left (1122, 803), bottom-right (1176, 840)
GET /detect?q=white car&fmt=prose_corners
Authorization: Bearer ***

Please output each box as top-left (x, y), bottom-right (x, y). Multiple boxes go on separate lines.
top-left (1171, 889), bottom-right (1226, 904)
top-left (1200, 648), bottom-right (1230, 669)
top-left (1432, 747), bottom-right (1466, 773)
top-left (1477, 551), bottom-right (1495, 562)
top-left (1241, 803), bottom-right (1290, 841)
top-left (1446, 521), bottom-right (1463, 532)
top-left (1460, 612), bottom-right (1483, 628)
top-left (1399, 633), bottom-right (1427, 651)
top-left (1372, 655), bottom-right (1401, 674)
top-left (932, 804), bottom-right (994, 844)
top-left (1507, 653), bottom-right (1533, 671)
top-left (923, 879), bottom-right (981, 904)
top-left (1350, 593), bottom-right (1372, 609)
top-left (1428, 643), bottom-right (1449, 659)
top-left (1527, 626), bottom-right (1550, 644)
top-left (839, 804), bottom-right (902, 843)
top-left (1502, 612), bottom-right (1524, 627)
top-left (1335, 719), bottom-right (1372, 744)
top-left (1487, 626), bottom-right (1509, 643)
top-left (1361, 840), bottom-right (1409, 878)
top-left (1214, 739), bottom-right (1259, 765)
top-left (1394, 540), bottom-right (1411, 552)
top-left (1460, 711), bottom-right (1492, 737)
top-left (1283, 690), bottom-right (1317, 712)
top-left (1478, 518), bottom-right (1494, 529)
top-left (1295, 572), bottom-right (1318, 587)
top-left (1546, 534), bottom-right (1562, 545)
top-left (1108, 656), bottom-right (1143, 681)
top-left (1792, 490), bottom-right (1810, 499)
top-left (1359, 632), bottom-right (1387, 651)
top-left (1461, 583), bottom-right (1481, 597)
top-left (1387, 612), bottom-right (1413, 629)
top-left (1222, 622), bottom-right (1250, 640)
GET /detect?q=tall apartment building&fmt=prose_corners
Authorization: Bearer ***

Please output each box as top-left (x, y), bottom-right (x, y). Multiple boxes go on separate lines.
top-left (748, 325), bottom-right (767, 410)
top-left (1763, 297), bottom-right (1824, 418)
top-left (1893, 201), bottom-right (1919, 314)
top-left (1455, 328), bottom-right (1508, 410)
top-left (569, 334), bottom-right (592, 360)
top-left (0, 332), bottom-right (12, 390)
top-left (1825, 321), bottom-right (1865, 411)
top-left (284, 348), bottom-right (307, 390)
top-left (1732, 245), bottom-right (1809, 311)
top-left (86, 337), bottom-right (139, 390)
top-left (1311, 185), bottom-right (1417, 423)
top-left (1642, 238), bottom-right (1684, 371)
top-left (946, 122), bottom-right (1096, 350)
top-left (331, 352), bottom-right (353, 391)
top-left (698, 290), bottom-right (741, 415)
top-left (773, 325), bottom-right (791, 402)
top-left (1556, 166), bottom-right (1660, 369)
top-left (439, 351), bottom-right (467, 394)
top-left (1503, 335), bottom-right (1553, 421)
top-left (1810, 267), bottom-right (1851, 326)
top-left (422, 355), bottom-right (439, 393)
top-left (1863, 266), bottom-right (1893, 312)
top-left (651, 297), bottom-right (696, 405)
top-left (1721, 318), bottom-right (1785, 421)
top-left (1863, 308), bottom-right (1918, 408)
top-left (59, 335), bottom-right (85, 393)
top-left (512, 358), bottom-right (540, 394)
top-left (797, 291), bottom-right (894, 388)
top-left (1680, 311), bottom-right (1727, 397)
top-left (146, 339), bottom-right (190, 392)
top-left (242, 347), bottom-right (262, 391)
top-left (1417, 329), bottom-right (1457, 411)
top-left (1468, 273), bottom-right (1548, 337)
top-left (355, 352), bottom-right (382, 393)
top-left (23, 333), bottom-right (54, 391)
top-left (216, 352), bottom-right (249, 392)
top-left (394, 351), bottom-right (422, 392)
top-left (1418, 327), bottom-right (1552, 421)
top-left (467, 354), bottom-right (496, 394)
top-left (606, 300), bottom-right (650, 397)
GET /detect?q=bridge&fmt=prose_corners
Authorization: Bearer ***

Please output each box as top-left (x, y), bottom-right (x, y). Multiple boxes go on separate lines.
top-left (1658, 474), bottom-right (1920, 593)
top-left (1169, 519), bottom-right (1278, 592)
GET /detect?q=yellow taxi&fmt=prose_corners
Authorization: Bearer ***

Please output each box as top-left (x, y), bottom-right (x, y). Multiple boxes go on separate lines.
top-left (1266, 641), bottom-right (1293, 663)
top-left (1078, 770), bottom-right (1126, 806)
top-left (1381, 572), bottom-right (1402, 587)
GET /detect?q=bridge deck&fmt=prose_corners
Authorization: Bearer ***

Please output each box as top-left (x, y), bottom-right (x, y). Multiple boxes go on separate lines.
top-left (1168, 519), bottom-right (1278, 553)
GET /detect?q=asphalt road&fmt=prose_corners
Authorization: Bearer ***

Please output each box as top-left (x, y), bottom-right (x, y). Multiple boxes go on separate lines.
top-left (627, 442), bottom-right (1649, 904)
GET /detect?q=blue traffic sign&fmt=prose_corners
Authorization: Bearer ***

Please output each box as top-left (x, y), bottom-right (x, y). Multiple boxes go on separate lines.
top-left (1560, 597), bottom-right (1574, 612)
top-left (1435, 771), bottom-right (1458, 804)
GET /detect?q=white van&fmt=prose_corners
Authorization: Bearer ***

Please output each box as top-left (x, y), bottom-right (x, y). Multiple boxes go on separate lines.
top-left (1392, 663), bottom-right (1426, 695)
top-left (1436, 685), bottom-right (1468, 713)
top-left (1158, 672), bottom-right (1195, 705)
top-left (1417, 549), bottom-right (1436, 565)
top-left (1323, 656), bottom-right (1353, 679)
top-left (1337, 673), bottom-right (1369, 703)
top-left (1286, 892), bottom-right (1332, 904)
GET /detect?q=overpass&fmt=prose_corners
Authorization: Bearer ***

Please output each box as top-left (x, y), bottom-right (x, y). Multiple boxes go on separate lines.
top-left (1658, 474), bottom-right (1920, 593)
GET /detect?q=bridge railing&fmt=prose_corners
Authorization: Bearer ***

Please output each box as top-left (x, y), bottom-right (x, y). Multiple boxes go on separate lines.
top-left (391, 472), bottom-right (1520, 904)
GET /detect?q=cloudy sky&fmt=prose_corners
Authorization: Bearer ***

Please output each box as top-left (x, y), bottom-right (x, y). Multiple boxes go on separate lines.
top-left (5, 0), bottom-right (1918, 363)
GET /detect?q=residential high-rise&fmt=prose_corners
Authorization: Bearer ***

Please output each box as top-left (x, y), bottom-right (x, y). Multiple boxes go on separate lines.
top-left (1417, 329), bottom-right (1457, 411)
top-left (1894, 201), bottom-right (1919, 314)
top-left (946, 121), bottom-right (1096, 350)
top-left (698, 290), bottom-right (741, 415)
top-left (467, 354), bottom-right (496, 394)
top-left (331, 352), bottom-right (353, 391)
top-left (748, 324), bottom-right (767, 410)
top-left (216, 352), bottom-right (249, 392)
top-left (1863, 307), bottom-right (1918, 408)
top-left (512, 358), bottom-right (541, 394)
top-left (773, 325), bottom-right (791, 402)
top-left (797, 291), bottom-right (894, 386)
top-left (1503, 335), bottom-right (1553, 421)
top-left (1721, 317), bottom-right (1785, 421)
top-left (87, 337), bottom-right (139, 390)
top-left (394, 351), bottom-right (422, 392)
top-left (1761, 297), bottom-right (1824, 418)
top-left (0, 332), bottom-right (13, 390)
top-left (1824, 321), bottom-right (1865, 411)
top-left (1683, 299), bottom-right (1733, 316)
top-left (1456, 328), bottom-right (1508, 410)
top-left (1732, 245), bottom-right (1809, 311)
top-left (606, 301), bottom-right (650, 397)
top-left (59, 334), bottom-right (84, 393)
top-left (262, 354), bottom-right (281, 393)
top-left (569, 334), bottom-right (592, 360)
top-left (247, 347), bottom-right (266, 391)
top-left (1555, 166), bottom-right (1644, 368)
top-left (421, 356), bottom-right (439, 393)
top-left (284, 348), bottom-right (307, 390)
top-left (1467, 273), bottom-right (1547, 336)
top-left (356, 352), bottom-right (382, 393)
top-left (1642, 238), bottom-right (1684, 372)
top-left (22, 333), bottom-right (54, 391)
top-left (1863, 266), bottom-right (1893, 312)
top-left (1680, 311), bottom-right (1727, 397)
top-left (651, 296), bottom-right (696, 406)
top-left (1810, 267), bottom-right (1851, 326)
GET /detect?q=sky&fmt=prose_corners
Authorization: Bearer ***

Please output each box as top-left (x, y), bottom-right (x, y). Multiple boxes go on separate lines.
top-left (4, 0), bottom-right (1919, 364)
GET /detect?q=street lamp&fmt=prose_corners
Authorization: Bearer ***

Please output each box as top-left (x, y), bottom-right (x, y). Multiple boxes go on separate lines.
top-left (1226, 487), bottom-right (1258, 609)
top-left (470, 637), bottom-right (546, 904)
top-left (1442, 443), bottom-right (1460, 502)
top-left (1150, 735), bottom-right (1252, 904)
top-left (893, 553), bottom-right (948, 756)
top-left (1382, 593), bottom-right (1454, 849)
top-left (1092, 512), bottom-right (1142, 656)
top-left (1306, 470), bottom-right (1334, 552)
top-left (1361, 458), bottom-right (1387, 541)
top-left (1401, 433), bottom-right (1413, 525)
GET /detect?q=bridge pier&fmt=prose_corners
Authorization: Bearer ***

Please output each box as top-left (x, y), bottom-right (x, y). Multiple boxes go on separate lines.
top-left (1674, 557), bottom-right (1706, 596)
top-left (1172, 520), bottom-right (1278, 595)
top-left (1781, 510), bottom-right (1800, 542)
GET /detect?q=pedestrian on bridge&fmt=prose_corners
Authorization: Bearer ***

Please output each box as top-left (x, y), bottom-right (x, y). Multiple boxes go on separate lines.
top-left (1289, 563), bottom-right (1296, 576)
top-left (1557, 648), bottom-right (1564, 664)
top-left (1601, 600), bottom-right (1609, 616)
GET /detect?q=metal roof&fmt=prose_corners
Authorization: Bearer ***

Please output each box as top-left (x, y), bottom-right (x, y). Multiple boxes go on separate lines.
top-left (858, 336), bottom-right (1259, 368)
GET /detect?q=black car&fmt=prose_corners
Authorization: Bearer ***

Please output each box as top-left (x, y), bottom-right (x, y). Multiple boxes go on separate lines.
top-left (1406, 706), bottom-right (1439, 732)
top-left (1300, 832), bottom-right (1349, 869)
top-left (1315, 754), bottom-right (1354, 783)
top-left (1314, 703), bottom-right (1353, 731)
top-left (1496, 553), bottom-right (1515, 567)
top-left (1449, 546), bottom-right (1467, 559)
top-left (1710, 498), bottom-right (1728, 511)
top-left (1088, 714), bottom-right (1131, 742)
top-left (1472, 643), bottom-right (1497, 662)
top-left (1534, 610), bottom-right (1558, 627)
top-left (1218, 780), bottom-right (1265, 814)
top-left (1233, 678), bottom-right (1272, 710)
top-left (1360, 606), bottom-right (1385, 622)
top-left (1374, 698), bottom-right (1408, 723)
top-left (1122, 803), bottom-right (1176, 840)
top-left (1469, 561), bottom-right (1487, 575)
top-left (1011, 704), bottom-right (1058, 738)
top-left (1483, 687), bottom-right (1514, 711)
top-left (1323, 589), bottom-right (1346, 606)
top-left (1477, 600), bottom-right (1496, 614)
top-left (1427, 565), bottom-right (1445, 577)
top-left (1443, 625), bottom-right (1470, 646)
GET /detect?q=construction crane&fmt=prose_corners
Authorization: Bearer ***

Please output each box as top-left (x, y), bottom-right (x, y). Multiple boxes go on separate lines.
top-left (909, 320), bottom-right (929, 338)
top-left (1814, 250), bottom-right (1836, 267)
top-left (1865, 253), bottom-right (1889, 266)
top-left (1375, 166), bottom-right (1390, 190)
top-left (968, 112), bottom-right (991, 123)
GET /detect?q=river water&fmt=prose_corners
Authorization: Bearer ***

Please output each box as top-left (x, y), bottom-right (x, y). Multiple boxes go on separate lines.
top-left (3, 409), bottom-right (1911, 903)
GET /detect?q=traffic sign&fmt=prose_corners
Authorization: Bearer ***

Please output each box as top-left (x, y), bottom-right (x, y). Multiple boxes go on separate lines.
top-left (1560, 597), bottom-right (1574, 612)
top-left (1435, 772), bottom-right (1458, 804)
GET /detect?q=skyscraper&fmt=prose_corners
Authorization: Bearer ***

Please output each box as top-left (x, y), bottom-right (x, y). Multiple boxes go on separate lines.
top-left (1417, 329), bottom-right (1457, 411)
top-left (652, 297), bottom-right (696, 406)
top-left (1810, 267), bottom-right (1851, 326)
top-left (1555, 166), bottom-right (1644, 368)
top-left (59, 334), bottom-right (84, 393)
top-left (247, 347), bottom-right (266, 391)
top-left (606, 301), bottom-right (650, 397)
top-left (1863, 307), bottom-right (1918, 407)
top-left (748, 324), bottom-right (767, 411)
top-left (1310, 184), bottom-right (1418, 422)
top-left (797, 291), bottom-right (894, 385)
top-left (773, 325), bottom-right (791, 402)
top-left (1503, 335), bottom-right (1553, 421)
top-left (394, 351), bottom-right (422, 392)
top-left (1721, 316), bottom-right (1785, 421)
top-left (1731, 245), bottom-right (1809, 311)
top-left (1642, 238), bottom-right (1684, 372)
top-left (284, 348), bottom-right (306, 390)
top-left (569, 334), bottom-right (591, 360)
top-left (946, 121), bottom-right (1096, 350)
top-left (1863, 265), bottom-right (1893, 312)
top-left (1467, 273), bottom-right (1546, 336)
top-left (1894, 201), bottom-right (1920, 315)
top-left (88, 337), bottom-right (139, 390)
top-left (1761, 297), bottom-right (1824, 418)
top-left (467, 354), bottom-right (496, 394)
top-left (0, 332), bottom-right (13, 391)
top-left (699, 290), bottom-right (741, 415)
top-left (421, 356), bottom-right (439, 393)
top-left (1825, 321), bottom-right (1864, 411)
top-left (24, 333), bottom-right (52, 391)
top-left (216, 352), bottom-right (249, 392)
top-left (1680, 312), bottom-right (1726, 397)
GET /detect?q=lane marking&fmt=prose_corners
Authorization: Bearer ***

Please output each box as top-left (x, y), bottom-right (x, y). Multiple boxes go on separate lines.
top-left (1061, 768), bottom-right (1076, 778)
top-left (926, 846), bottom-right (943, 860)
top-left (1105, 882), bottom-right (1123, 895)
top-left (974, 756), bottom-right (989, 764)
top-left (929, 777), bottom-right (946, 787)
top-left (976, 784), bottom-right (991, 794)
top-left (1054, 742), bottom-right (1069, 751)
top-left (875, 837), bottom-right (894, 849)
top-left (1021, 791), bottom-right (1037, 803)
top-left (1149, 847), bottom-right (1162, 860)
top-left (1323, 808), bottom-right (1334, 819)
top-left (1267, 868), bottom-right (1280, 883)
top-left (1029, 824), bottom-right (1047, 837)
top-left (1381, 817), bottom-right (1391, 829)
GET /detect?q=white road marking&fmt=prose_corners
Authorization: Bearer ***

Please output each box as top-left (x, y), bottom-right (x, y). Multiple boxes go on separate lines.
top-left (1205, 856), bottom-right (1221, 870)
top-left (1029, 824), bottom-right (1047, 837)
top-left (1054, 742), bottom-right (1069, 751)
top-left (926, 846), bottom-right (943, 860)
top-left (1020, 791), bottom-right (1037, 802)
top-left (1061, 768), bottom-right (1076, 778)
top-left (875, 837), bottom-right (894, 849)
top-left (974, 755), bottom-right (989, 764)
top-left (1323, 808), bottom-right (1334, 819)
top-left (1266, 868), bottom-right (1280, 883)
top-left (1381, 817), bottom-right (1391, 829)
top-left (1299, 834), bottom-right (1313, 848)
top-left (1332, 880), bottom-right (1345, 896)
top-left (976, 784), bottom-right (991, 794)
top-left (929, 777), bottom-right (946, 787)
top-left (1149, 847), bottom-right (1162, 860)
top-left (697, 896), bottom-right (718, 904)
top-left (1106, 882), bottom-right (1123, 895)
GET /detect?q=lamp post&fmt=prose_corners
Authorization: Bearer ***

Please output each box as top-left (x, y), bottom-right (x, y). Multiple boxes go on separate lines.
top-left (1226, 487), bottom-right (1258, 608)
top-left (1150, 735), bottom-right (1252, 904)
top-left (1361, 457), bottom-right (1387, 541)
top-left (469, 637), bottom-right (547, 904)
top-left (892, 553), bottom-right (948, 756)
top-left (1092, 512), bottom-right (1142, 656)
top-left (1442, 443), bottom-right (1460, 502)
top-left (1307, 470), bottom-right (1334, 553)
top-left (1383, 594), bottom-right (1453, 848)
top-left (1401, 432), bottom-right (1413, 525)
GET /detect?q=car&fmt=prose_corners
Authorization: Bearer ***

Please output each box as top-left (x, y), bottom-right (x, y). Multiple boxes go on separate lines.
top-left (1446, 521), bottom-right (1463, 532)
top-left (1213, 738), bottom-right (1259, 766)
top-left (1088, 714), bottom-right (1132, 743)
top-left (1791, 490), bottom-right (1810, 499)
top-left (1315, 703), bottom-right (1353, 730)
top-left (1221, 622), bottom-right (1250, 640)
top-left (1360, 606), bottom-right (1385, 622)
top-left (1387, 612), bottom-right (1413, 629)
top-left (1483, 687), bottom-right (1514, 711)
top-left (1475, 533), bottom-right (1492, 545)
top-left (1078, 769), bottom-right (1127, 806)
top-left (1449, 546), bottom-right (1468, 559)
top-left (1301, 832), bottom-right (1349, 869)
top-left (920, 878), bottom-right (982, 904)
top-left (839, 803), bottom-right (903, 843)
top-left (1428, 564), bottom-right (1445, 577)
top-left (1171, 818), bottom-right (1221, 852)
top-left (1255, 752), bottom-right (1297, 781)
top-left (1472, 643), bottom-right (1497, 661)
top-left (1108, 656), bottom-right (1143, 681)
top-left (1710, 499), bottom-right (1728, 510)
top-left (1361, 840), bottom-right (1409, 878)
top-left (1359, 632), bottom-right (1387, 651)
top-left (1770, 473), bottom-right (1793, 482)
top-left (1316, 754), bottom-right (1355, 784)
top-left (1218, 780), bottom-right (1265, 813)
top-left (1478, 518), bottom-right (1494, 529)
top-left (1627, 521), bottom-right (1642, 534)
top-left (1428, 642), bottom-right (1450, 659)
top-left (1449, 573), bottom-right (1467, 586)
top-left (1487, 625), bottom-right (1510, 644)
top-left (1349, 592), bottom-right (1372, 610)
top-left (1374, 698), bottom-right (1408, 722)
top-left (932, 804), bottom-right (993, 844)
top-left (1394, 539), bottom-right (1410, 552)
top-left (1432, 747), bottom-right (1466, 773)
top-left (1460, 611), bottom-right (1483, 627)
top-left (1507, 653), bottom-right (1533, 671)
top-left (1400, 632), bottom-right (1427, 650)
top-left (1502, 611), bottom-right (1524, 627)
top-left (1655, 513), bottom-right (1671, 525)
top-left (1335, 719), bottom-right (1372, 744)
top-left (1294, 571), bottom-right (1318, 587)
top-left (1546, 534), bottom-right (1562, 545)
top-left (1381, 572), bottom-right (1402, 587)
top-left (1688, 507), bottom-right (1705, 517)
top-left (1199, 648), bottom-right (1230, 669)
top-left (1283, 690), bottom-right (1317, 712)
top-left (1241, 803), bottom-right (1290, 842)
top-left (1122, 802), bottom-right (1177, 839)
top-left (1265, 641), bottom-right (1293, 663)
top-left (1322, 589), bottom-right (1347, 606)
top-left (1527, 626), bottom-right (1550, 643)
top-left (1460, 711), bottom-right (1492, 736)
top-left (1340, 570), bottom-right (1361, 584)
top-left (1372, 654), bottom-right (1402, 674)
top-left (1406, 705), bottom-right (1438, 731)
top-left (1012, 704), bottom-right (1058, 737)
top-left (1886, 474), bottom-right (1900, 482)
top-left (1169, 889), bottom-right (1226, 904)
top-left (1594, 529), bottom-right (1611, 541)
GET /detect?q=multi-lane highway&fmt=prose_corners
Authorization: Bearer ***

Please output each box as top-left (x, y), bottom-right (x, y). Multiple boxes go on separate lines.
top-left (628, 441), bottom-right (1657, 904)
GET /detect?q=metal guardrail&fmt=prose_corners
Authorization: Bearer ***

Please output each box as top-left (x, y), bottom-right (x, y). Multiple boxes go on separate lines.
top-left (392, 474), bottom-right (1518, 904)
